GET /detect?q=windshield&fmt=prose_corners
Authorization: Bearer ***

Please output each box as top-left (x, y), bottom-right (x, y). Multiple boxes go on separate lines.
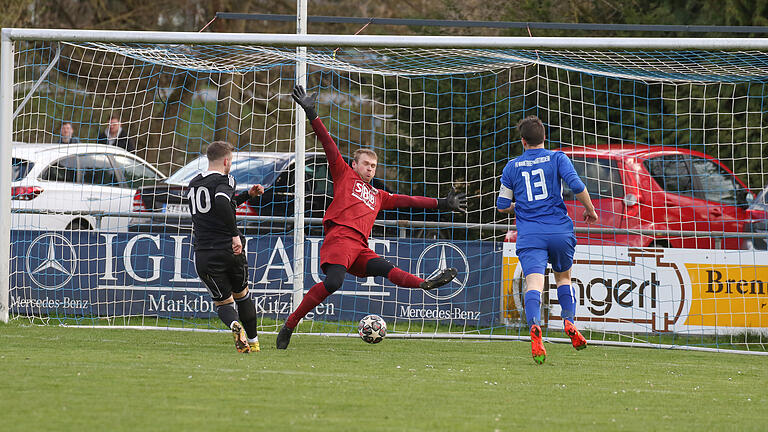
top-left (167, 154), bottom-right (288, 187)
top-left (563, 157), bottom-right (625, 200)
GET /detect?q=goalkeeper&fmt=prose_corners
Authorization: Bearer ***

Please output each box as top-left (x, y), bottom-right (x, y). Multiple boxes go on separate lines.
top-left (277, 86), bottom-right (467, 349)
top-left (497, 115), bottom-right (598, 364)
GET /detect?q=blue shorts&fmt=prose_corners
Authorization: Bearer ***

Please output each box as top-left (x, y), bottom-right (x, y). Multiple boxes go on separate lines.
top-left (516, 232), bottom-right (576, 276)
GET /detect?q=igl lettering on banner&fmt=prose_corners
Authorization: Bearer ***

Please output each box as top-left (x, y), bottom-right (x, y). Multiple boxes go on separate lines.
top-left (10, 231), bottom-right (499, 325)
top-left (502, 243), bottom-right (768, 335)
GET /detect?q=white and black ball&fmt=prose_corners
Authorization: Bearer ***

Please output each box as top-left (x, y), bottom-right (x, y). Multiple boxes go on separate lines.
top-left (358, 314), bottom-right (387, 344)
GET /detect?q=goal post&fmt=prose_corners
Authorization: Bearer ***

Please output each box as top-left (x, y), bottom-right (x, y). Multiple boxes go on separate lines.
top-left (0, 30), bottom-right (13, 323)
top-left (2, 28), bottom-right (767, 354)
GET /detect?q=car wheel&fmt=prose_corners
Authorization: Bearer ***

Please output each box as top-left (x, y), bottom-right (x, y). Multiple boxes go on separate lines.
top-left (66, 219), bottom-right (92, 230)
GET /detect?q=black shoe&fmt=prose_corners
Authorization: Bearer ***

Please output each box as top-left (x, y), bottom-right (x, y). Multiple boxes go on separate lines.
top-left (276, 324), bottom-right (294, 349)
top-left (420, 267), bottom-right (458, 290)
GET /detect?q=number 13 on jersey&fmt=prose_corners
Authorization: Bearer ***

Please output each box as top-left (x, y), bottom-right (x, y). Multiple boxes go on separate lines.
top-left (521, 169), bottom-right (548, 201)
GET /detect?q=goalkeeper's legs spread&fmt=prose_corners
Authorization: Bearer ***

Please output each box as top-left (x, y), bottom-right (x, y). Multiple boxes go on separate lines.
top-left (361, 256), bottom-right (457, 290)
top-left (362, 257), bottom-right (423, 288)
top-left (277, 264), bottom-right (344, 349)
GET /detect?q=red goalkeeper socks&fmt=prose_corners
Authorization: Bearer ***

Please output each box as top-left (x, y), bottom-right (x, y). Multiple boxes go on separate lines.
top-left (285, 282), bottom-right (331, 329)
top-left (387, 267), bottom-right (424, 288)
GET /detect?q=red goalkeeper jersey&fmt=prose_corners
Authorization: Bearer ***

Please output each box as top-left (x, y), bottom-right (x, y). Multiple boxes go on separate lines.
top-left (310, 117), bottom-right (438, 240)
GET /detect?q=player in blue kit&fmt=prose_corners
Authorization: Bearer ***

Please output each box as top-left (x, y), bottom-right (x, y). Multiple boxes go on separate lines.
top-left (497, 115), bottom-right (598, 364)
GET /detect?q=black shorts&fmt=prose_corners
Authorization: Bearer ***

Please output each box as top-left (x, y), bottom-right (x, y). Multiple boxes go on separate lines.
top-left (194, 249), bottom-right (248, 302)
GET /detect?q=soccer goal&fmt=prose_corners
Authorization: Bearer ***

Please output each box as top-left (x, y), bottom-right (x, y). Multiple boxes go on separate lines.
top-left (2, 29), bottom-right (767, 354)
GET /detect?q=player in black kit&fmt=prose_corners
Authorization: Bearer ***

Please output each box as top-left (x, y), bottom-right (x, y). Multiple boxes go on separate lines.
top-left (189, 141), bottom-right (265, 353)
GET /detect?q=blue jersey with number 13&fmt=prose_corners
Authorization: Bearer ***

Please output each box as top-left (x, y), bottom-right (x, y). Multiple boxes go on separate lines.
top-left (500, 148), bottom-right (585, 236)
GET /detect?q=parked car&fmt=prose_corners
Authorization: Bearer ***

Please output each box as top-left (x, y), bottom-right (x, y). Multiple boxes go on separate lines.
top-left (11, 142), bottom-right (166, 231)
top-left (744, 185), bottom-right (768, 250)
top-left (130, 151), bottom-right (451, 237)
top-left (505, 145), bottom-right (755, 249)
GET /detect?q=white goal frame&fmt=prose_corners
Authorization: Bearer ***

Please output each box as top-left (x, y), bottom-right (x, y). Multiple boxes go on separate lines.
top-left (3, 28), bottom-right (768, 324)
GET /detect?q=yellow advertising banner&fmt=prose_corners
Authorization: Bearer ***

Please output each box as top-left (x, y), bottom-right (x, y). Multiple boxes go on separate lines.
top-left (685, 264), bottom-right (768, 328)
top-left (501, 255), bottom-right (520, 320)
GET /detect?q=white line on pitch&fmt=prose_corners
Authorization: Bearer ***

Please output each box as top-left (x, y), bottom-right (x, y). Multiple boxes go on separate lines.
top-left (98, 285), bottom-right (208, 293)
top-left (97, 286), bottom-right (390, 296)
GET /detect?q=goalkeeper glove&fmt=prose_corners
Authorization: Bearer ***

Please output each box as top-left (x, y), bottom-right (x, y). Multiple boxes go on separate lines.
top-left (437, 188), bottom-right (467, 213)
top-left (292, 85), bottom-right (318, 121)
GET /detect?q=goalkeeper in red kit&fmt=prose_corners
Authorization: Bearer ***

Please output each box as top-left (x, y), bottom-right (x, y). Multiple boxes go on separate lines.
top-left (276, 86), bottom-right (467, 349)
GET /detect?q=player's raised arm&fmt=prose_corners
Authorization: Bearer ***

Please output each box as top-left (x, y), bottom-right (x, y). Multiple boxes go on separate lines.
top-left (292, 86), bottom-right (344, 172)
top-left (382, 188), bottom-right (467, 213)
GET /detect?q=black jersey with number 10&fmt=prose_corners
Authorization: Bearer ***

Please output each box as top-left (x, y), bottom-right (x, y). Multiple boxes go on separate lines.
top-left (188, 171), bottom-right (243, 251)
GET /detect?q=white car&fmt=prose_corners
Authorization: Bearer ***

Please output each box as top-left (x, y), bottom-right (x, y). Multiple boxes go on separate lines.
top-left (11, 142), bottom-right (166, 231)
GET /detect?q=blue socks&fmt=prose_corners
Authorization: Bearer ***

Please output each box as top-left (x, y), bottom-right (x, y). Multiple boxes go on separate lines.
top-left (525, 285), bottom-right (576, 328)
top-left (524, 290), bottom-right (541, 328)
top-left (557, 284), bottom-right (576, 324)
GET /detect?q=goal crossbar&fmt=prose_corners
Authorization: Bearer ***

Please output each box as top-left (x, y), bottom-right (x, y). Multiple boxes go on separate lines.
top-left (4, 28), bottom-right (768, 50)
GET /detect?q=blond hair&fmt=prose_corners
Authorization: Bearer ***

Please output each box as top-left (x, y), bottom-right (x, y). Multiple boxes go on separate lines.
top-left (353, 148), bottom-right (378, 162)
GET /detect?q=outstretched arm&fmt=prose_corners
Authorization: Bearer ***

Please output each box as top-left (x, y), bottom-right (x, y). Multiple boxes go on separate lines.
top-left (292, 86), bottom-right (344, 173)
top-left (382, 189), bottom-right (467, 212)
top-left (234, 184), bottom-right (265, 206)
top-left (383, 194), bottom-right (438, 210)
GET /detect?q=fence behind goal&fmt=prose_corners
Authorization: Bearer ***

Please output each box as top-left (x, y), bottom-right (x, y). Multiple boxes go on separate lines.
top-left (2, 30), bottom-right (767, 353)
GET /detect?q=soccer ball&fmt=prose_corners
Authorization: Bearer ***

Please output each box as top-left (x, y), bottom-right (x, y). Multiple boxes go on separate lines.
top-left (358, 314), bottom-right (387, 344)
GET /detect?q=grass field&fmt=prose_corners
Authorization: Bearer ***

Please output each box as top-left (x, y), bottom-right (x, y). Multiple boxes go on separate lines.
top-left (1, 322), bottom-right (766, 432)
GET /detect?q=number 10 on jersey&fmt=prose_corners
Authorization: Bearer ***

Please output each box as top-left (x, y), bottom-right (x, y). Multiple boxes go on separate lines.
top-left (187, 187), bottom-right (212, 214)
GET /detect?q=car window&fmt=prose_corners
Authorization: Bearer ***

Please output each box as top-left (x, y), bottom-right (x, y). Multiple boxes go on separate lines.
top-left (563, 157), bottom-right (624, 200)
top-left (167, 156), bottom-right (208, 184)
top-left (41, 155), bottom-right (78, 183)
top-left (644, 155), bottom-right (696, 197)
top-left (112, 155), bottom-right (162, 189)
top-left (78, 154), bottom-right (119, 186)
top-left (167, 155), bottom-right (287, 187)
top-left (689, 157), bottom-right (747, 206)
top-left (230, 157), bottom-right (284, 187)
top-left (307, 159), bottom-right (333, 196)
top-left (12, 158), bottom-right (34, 181)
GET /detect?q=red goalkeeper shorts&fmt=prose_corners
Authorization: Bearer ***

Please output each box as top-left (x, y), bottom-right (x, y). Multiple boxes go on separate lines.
top-left (320, 224), bottom-right (379, 278)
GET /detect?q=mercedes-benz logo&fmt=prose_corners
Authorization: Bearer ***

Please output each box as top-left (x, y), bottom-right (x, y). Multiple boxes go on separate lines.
top-left (416, 242), bottom-right (469, 300)
top-left (25, 233), bottom-right (78, 290)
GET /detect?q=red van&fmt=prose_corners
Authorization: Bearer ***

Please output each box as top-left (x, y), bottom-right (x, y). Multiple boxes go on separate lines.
top-left (505, 145), bottom-right (754, 249)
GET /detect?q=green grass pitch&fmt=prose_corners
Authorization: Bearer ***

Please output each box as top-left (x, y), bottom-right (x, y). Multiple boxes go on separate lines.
top-left (1, 322), bottom-right (766, 431)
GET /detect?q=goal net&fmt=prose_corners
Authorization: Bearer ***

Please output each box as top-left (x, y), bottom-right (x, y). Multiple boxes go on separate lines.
top-left (4, 32), bottom-right (767, 353)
